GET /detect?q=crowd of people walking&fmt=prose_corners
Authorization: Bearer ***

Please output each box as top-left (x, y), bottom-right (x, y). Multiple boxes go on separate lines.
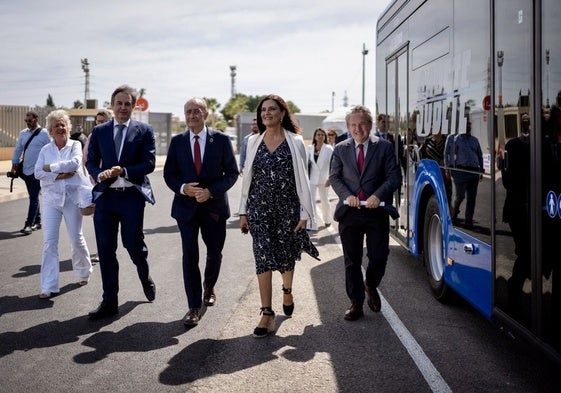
top-left (8, 87), bottom-right (402, 337)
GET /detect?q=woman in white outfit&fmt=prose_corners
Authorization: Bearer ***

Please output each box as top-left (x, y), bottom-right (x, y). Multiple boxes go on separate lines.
top-left (307, 128), bottom-right (333, 230)
top-left (34, 110), bottom-right (93, 299)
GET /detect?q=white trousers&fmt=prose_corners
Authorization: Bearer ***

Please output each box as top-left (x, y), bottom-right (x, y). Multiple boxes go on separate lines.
top-left (40, 195), bottom-right (92, 294)
top-left (308, 183), bottom-right (332, 230)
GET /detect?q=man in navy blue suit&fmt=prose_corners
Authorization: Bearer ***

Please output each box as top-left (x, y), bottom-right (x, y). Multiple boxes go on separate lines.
top-left (164, 97), bottom-right (238, 327)
top-left (86, 85), bottom-right (156, 320)
top-left (329, 105), bottom-right (401, 321)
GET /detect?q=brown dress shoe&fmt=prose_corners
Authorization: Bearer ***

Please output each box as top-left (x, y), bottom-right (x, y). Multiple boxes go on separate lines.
top-left (365, 282), bottom-right (381, 312)
top-left (203, 288), bottom-right (216, 307)
top-left (183, 308), bottom-right (201, 327)
top-left (344, 303), bottom-right (364, 321)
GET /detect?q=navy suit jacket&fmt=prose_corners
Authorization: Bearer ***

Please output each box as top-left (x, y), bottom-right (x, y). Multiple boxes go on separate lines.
top-left (329, 136), bottom-right (401, 221)
top-left (163, 128), bottom-right (238, 222)
top-left (86, 119), bottom-right (156, 204)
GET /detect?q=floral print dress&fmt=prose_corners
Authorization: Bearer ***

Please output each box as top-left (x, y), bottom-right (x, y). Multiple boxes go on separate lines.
top-left (247, 140), bottom-right (318, 274)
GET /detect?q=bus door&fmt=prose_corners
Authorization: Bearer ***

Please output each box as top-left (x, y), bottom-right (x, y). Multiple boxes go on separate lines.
top-left (540, 0), bottom-right (561, 354)
top-left (386, 46), bottom-right (410, 242)
top-left (494, 0), bottom-right (560, 353)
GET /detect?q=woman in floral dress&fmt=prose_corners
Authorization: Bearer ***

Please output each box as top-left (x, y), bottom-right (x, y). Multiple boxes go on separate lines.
top-left (239, 95), bottom-right (318, 338)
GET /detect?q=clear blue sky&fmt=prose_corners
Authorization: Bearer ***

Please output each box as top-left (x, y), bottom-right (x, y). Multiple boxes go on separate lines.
top-left (0, 0), bottom-right (388, 118)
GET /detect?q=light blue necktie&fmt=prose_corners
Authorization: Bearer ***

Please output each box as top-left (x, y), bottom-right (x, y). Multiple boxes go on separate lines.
top-left (114, 124), bottom-right (126, 156)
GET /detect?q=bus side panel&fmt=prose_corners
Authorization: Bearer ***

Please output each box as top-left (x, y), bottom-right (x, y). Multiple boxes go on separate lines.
top-left (412, 159), bottom-right (492, 318)
top-left (448, 229), bottom-right (492, 318)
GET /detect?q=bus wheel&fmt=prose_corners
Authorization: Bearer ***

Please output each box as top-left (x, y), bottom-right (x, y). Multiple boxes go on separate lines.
top-left (423, 195), bottom-right (449, 301)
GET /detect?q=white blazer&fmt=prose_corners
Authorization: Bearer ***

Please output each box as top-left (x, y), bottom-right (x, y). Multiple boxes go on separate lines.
top-left (239, 129), bottom-right (315, 222)
top-left (307, 143), bottom-right (333, 185)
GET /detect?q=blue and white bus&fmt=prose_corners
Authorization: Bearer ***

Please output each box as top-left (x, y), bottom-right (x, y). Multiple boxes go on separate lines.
top-left (376, 0), bottom-right (561, 363)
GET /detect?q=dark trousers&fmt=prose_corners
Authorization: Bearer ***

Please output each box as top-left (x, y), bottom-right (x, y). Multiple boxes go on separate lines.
top-left (93, 188), bottom-right (150, 303)
top-left (506, 213), bottom-right (531, 311)
top-left (452, 171), bottom-right (480, 224)
top-left (177, 209), bottom-right (226, 309)
top-left (22, 173), bottom-right (41, 226)
top-left (339, 209), bottom-right (390, 304)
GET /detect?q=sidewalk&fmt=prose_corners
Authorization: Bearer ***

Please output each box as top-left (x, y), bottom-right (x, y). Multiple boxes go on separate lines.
top-left (0, 156), bottom-right (167, 204)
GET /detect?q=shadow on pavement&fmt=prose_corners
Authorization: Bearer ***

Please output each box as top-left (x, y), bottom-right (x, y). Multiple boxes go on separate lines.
top-left (12, 259), bottom-right (77, 278)
top-left (0, 301), bottom-right (144, 358)
top-left (0, 230), bottom-right (29, 241)
top-left (74, 319), bottom-right (187, 364)
top-left (0, 282), bottom-right (88, 316)
top-left (157, 251), bottom-right (430, 389)
top-left (159, 323), bottom-right (319, 385)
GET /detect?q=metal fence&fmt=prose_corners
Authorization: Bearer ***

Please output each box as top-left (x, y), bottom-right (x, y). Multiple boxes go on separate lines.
top-left (0, 105), bottom-right (50, 148)
top-left (0, 106), bottom-right (172, 158)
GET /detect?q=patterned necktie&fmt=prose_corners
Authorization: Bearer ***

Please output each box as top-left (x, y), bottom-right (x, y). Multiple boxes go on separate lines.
top-left (357, 144), bottom-right (366, 201)
top-left (114, 124), bottom-right (125, 156)
top-left (194, 135), bottom-right (202, 175)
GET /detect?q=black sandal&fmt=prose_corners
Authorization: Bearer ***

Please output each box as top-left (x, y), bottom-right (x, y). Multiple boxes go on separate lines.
top-left (282, 285), bottom-right (294, 317)
top-left (253, 307), bottom-right (275, 338)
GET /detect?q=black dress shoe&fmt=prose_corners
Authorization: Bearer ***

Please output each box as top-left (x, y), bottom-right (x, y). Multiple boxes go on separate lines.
top-left (143, 279), bottom-right (156, 302)
top-left (183, 308), bottom-right (201, 327)
top-left (89, 301), bottom-right (118, 320)
top-left (344, 303), bottom-right (364, 321)
top-left (203, 288), bottom-right (216, 306)
top-left (365, 281), bottom-right (381, 312)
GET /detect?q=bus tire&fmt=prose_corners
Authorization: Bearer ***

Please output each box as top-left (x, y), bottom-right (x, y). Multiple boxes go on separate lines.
top-left (423, 195), bottom-right (449, 301)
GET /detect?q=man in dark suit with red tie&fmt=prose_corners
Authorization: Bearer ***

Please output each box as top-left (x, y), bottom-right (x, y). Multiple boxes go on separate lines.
top-left (164, 97), bottom-right (238, 327)
top-left (329, 105), bottom-right (401, 321)
top-left (86, 85), bottom-right (156, 320)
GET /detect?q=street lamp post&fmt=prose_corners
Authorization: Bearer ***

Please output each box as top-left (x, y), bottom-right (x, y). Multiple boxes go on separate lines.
top-left (81, 58), bottom-right (90, 107)
top-left (362, 43), bottom-right (369, 105)
top-left (230, 65), bottom-right (237, 97)
top-left (331, 91), bottom-right (335, 112)
top-left (546, 48), bottom-right (550, 108)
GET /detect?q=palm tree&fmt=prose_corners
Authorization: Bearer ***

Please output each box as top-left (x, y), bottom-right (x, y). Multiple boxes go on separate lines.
top-left (203, 97), bottom-right (221, 127)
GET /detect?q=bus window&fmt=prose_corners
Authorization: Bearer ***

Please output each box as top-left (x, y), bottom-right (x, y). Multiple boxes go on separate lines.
top-left (494, 0), bottom-right (533, 330)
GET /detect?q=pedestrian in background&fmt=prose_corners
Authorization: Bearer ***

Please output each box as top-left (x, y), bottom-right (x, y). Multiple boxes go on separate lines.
top-left (329, 105), bottom-right (401, 321)
top-left (239, 118), bottom-right (259, 175)
top-left (307, 127), bottom-right (333, 230)
top-left (445, 119), bottom-right (484, 229)
top-left (70, 125), bottom-right (87, 149)
top-left (82, 109), bottom-right (112, 264)
top-left (9, 111), bottom-right (51, 235)
top-left (86, 85), bottom-right (156, 320)
top-left (83, 109), bottom-right (112, 169)
top-left (164, 97), bottom-right (238, 327)
top-left (239, 94), bottom-right (319, 338)
top-left (34, 110), bottom-right (93, 299)
top-left (327, 128), bottom-right (338, 147)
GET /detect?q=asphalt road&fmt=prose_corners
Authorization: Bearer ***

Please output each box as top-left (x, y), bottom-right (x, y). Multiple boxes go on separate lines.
top-left (0, 167), bottom-right (559, 392)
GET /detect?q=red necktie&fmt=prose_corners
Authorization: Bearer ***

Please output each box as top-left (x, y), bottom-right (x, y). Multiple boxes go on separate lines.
top-left (357, 144), bottom-right (366, 201)
top-left (194, 135), bottom-right (202, 175)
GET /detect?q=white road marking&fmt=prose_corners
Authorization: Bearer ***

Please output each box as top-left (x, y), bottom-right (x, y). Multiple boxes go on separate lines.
top-left (326, 226), bottom-right (453, 393)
